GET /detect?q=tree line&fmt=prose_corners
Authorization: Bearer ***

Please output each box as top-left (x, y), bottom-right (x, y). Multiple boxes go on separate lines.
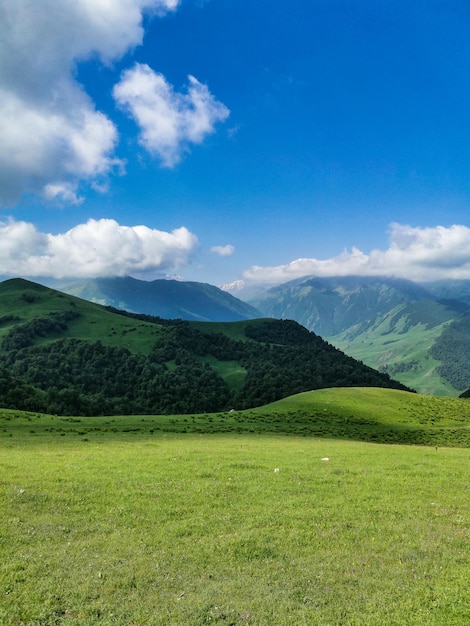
top-left (0, 314), bottom-right (410, 416)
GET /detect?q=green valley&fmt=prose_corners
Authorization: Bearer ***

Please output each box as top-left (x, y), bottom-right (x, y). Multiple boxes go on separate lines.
top-left (248, 275), bottom-right (470, 395)
top-left (0, 278), bottom-right (409, 417)
top-left (1, 276), bottom-right (469, 624)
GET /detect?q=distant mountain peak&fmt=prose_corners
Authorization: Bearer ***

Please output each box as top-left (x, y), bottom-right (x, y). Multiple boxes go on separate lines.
top-left (46, 276), bottom-right (261, 322)
top-left (220, 279), bottom-right (245, 292)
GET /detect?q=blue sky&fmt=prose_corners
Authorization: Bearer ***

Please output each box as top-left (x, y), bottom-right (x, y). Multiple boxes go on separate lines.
top-left (2, 0), bottom-right (470, 289)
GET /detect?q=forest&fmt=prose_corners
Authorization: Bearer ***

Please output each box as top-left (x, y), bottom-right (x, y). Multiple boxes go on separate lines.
top-left (0, 311), bottom-right (410, 416)
top-left (430, 311), bottom-right (470, 392)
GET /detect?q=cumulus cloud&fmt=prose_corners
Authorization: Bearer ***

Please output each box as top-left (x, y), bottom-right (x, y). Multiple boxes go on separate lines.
top-left (0, 0), bottom-right (179, 205)
top-left (242, 224), bottom-right (470, 286)
top-left (0, 218), bottom-right (197, 279)
top-left (113, 64), bottom-right (230, 166)
top-left (210, 244), bottom-right (235, 257)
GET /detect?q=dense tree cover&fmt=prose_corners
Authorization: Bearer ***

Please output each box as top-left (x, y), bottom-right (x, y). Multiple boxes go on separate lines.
top-left (430, 312), bottom-right (470, 391)
top-left (0, 314), bottom-right (20, 326)
top-left (0, 336), bottom-right (230, 416)
top-left (244, 318), bottom-right (330, 347)
top-left (0, 315), bottom-right (410, 416)
top-left (234, 322), bottom-right (408, 408)
top-left (1, 311), bottom-right (80, 351)
top-left (0, 367), bottom-right (48, 412)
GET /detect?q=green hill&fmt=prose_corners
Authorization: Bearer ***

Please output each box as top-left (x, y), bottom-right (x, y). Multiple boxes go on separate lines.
top-left (331, 300), bottom-right (463, 396)
top-left (1, 386), bottom-right (469, 448)
top-left (264, 386), bottom-right (470, 446)
top-left (0, 278), bottom-right (409, 416)
top-left (249, 275), bottom-right (470, 395)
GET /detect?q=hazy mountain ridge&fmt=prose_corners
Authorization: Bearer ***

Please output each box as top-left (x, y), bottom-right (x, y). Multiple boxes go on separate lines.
top-left (421, 279), bottom-right (470, 306)
top-left (249, 275), bottom-right (470, 395)
top-left (48, 276), bottom-right (262, 322)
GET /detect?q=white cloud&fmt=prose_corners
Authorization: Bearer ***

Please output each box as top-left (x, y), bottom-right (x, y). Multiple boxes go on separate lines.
top-left (0, 0), bottom-right (179, 205)
top-left (0, 218), bottom-right (197, 279)
top-left (113, 64), bottom-right (230, 166)
top-left (211, 244), bottom-right (235, 257)
top-left (44, 183), bottom-right (86, 206)
top-left (242, 224), bottom-right (470, 286)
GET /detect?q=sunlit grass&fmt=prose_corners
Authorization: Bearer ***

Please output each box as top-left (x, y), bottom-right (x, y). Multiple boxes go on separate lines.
top-left (1, 387), bottom-right (470, 448)
top-left (1, 388), bottom-right (469, 624)
top-left (1, 431), bottom-right (468, 625)
top-left (199, 355), bottom-right (247, 390)
top-left (331, 319), bottom-right (456, 395)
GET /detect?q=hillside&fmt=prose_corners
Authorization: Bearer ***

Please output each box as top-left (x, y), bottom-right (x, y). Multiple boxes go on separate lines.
top-left (2, 386), bottom-right (470, 447)
top-left (249, 275), bottom-right (470, 396)
top-left (0, 278), bottom-right (409, 416)
top-left (248, 275), bottom-right (459, 337)
top-left (49, 276), bottom-right (261, 322)
top-left (423, 278), bottom-right (470, 306)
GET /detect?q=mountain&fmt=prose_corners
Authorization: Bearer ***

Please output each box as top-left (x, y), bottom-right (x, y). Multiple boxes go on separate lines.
top-left (249, 275), bottom-right (470, 396)
top-left (48, 276), bottom-right (261, 322)
top-left (249, 275), bottom-right (437, 337)
top-left (220, 279), bottom-right (269, 300)
top-left (0, 278), bottom-right (410, 416)
top-left (420, 279), bottom-right (470, 306)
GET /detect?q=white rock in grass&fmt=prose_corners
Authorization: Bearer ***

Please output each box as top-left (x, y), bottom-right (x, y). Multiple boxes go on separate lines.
top-left (321, 457), bottom-right (330, 461)
top-left (274, 468), bottom-right (280, 473)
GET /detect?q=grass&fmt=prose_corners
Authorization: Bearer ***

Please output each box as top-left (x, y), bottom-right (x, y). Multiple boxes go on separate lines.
top-left (330, 317), bottom-right (457, 396)
top-left (1, 387), bottom-right (470, 447)
top-left (199, 356), bottom-right (247, 390)
top-left (0, 387), bottom-right (470, 624)
top-left (1, 433), bottom-right (468, 625)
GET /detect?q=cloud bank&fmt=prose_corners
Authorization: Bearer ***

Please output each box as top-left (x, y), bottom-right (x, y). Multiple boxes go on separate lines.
top-left (0, 218), bottom-right (198, 279)
top-left (2, 221), bottom-right (470, 285)
top-left (0, 0), bottom-right (228, 205)
top-left (3, 221), bottom-right (469, 285)
top-left (243, 224), bottom-right (470, 285)
top-left (113, 64), bottom-right (230, 167)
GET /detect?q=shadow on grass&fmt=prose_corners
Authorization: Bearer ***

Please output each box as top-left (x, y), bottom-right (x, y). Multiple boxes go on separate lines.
top-left (1, 405), bottom-right (469, 448)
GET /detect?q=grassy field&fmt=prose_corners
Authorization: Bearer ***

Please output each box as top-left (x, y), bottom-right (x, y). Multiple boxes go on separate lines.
top-left (330, 317), bottom-right (457, 396)
top-left (1, 388), bottom-right (469, 625)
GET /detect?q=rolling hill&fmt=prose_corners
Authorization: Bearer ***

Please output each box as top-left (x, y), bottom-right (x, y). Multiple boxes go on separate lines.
top-left (248, 275), bottom-right (470, 396)
top-left (48, 276), bottom-right (261, 322)
top-left (0, 278), bottom-right (409, 416)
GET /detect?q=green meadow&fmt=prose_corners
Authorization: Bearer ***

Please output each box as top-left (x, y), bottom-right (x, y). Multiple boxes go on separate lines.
top-left (331, 317), bottom-right (457, 396)
top-left (1, 388), bottom-right (469, 625)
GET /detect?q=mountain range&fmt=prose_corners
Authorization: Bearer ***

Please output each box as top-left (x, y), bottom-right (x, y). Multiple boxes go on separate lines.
top-left (47, 276), bottom-right (260, 322)
top-left (30, 274), bottom-right (470, 396)
top-left (247, 275), bottom-right (470, 396)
